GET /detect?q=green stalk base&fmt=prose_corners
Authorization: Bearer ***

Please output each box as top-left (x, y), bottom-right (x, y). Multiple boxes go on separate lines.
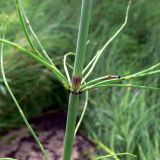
top-left (63, 93), bottom-right (79, 160)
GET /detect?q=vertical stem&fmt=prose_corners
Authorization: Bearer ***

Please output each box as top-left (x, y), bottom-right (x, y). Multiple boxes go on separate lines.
top-left (63, 94), bottom-right (79, 160)
top-left (63, 0), bottom-right (92, 160)
top-left (72, 0), bottom-right (92, 90)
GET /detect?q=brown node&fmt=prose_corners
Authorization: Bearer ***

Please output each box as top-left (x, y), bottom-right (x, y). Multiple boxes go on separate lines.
top-left (104, 75), bottom-right (121, 80)
top-left (72, 76), bottom-right (82, 85)
top-left (72, 76), bottom-right (82, 91)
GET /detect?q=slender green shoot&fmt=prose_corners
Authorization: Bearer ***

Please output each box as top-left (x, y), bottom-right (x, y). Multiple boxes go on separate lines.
top-left (99, 0), bottom-right (131, 53)
top-left (0, 39), bottom-right (70, 90)
top-left (124, 70), bottom-right (160, 79)
top-left (14, 0), bottom-right (41, 56)
top-left (82, 50), bottom-right (101, 83)
top-left (82, 83), bottom-right (160, 92)
top-left (63, 1), bottom-right (92, 160)
top-left (67, 63), bottom-right (74, 71)
top-left (74, 90), bottom-right (89, 136)
top-left (18, 0), bottom-right (55, 65)
top-left (82, 1), bottom-right (131, 82)
top-left (15, 0), bottom-right (55, 66)
top-left (82, 50), bottom-right (100, 74)
top-left (63, 52), bottom-right (75, 84)
top-left (72, 0), bottom-right (92, 78)
top-left (0, 21), bottom-right (49, 160)
top-left (130, 62), bottom-right (160, 76)
top-left (81, 66), bottom-right (160, 90)
top-left (94, 153), bottom-right (137, 160)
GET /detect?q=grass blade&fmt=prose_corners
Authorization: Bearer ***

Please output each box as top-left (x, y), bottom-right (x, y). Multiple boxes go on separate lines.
top-left (95, 153), bottom-right (137, 160)
top-left (95, 140), bottom-right (120, 160)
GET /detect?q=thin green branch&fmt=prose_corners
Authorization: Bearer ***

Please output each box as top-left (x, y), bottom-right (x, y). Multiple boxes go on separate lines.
top-left (16, 0), bottom-right (55, 66)
top-left (74, 91), bottom-right (89, 136)
top-left (124, 70), bottom-right (160, 79)
top-left (81, 76), bottom-right (121, 90)
top-left (72, 0), bottom-right (92, 78)
top-left (99, 1), bottom-right (131, 55)
top-left (82, 1), bottom-right (131, 82)
top-left (82, 83), bottom-right (160, 91)
top-left (0, 39), bottom-right (70, 89)
top-left (82, 50), bottom-right (101, 83)
top-left (63, 52), bottom-right (75, 84)
top-left (130, 62), bottom-right (160, 76)
top-left (14, 0), bottom-right (41, 56)
top-left (81, 66), bottom-right (160, 90)
top-left (67, 63), bottom-right (74, 70)
top-left (0, 24), bottom-right (49, 160)
top-left (82, 50), bottom-right (100, 74)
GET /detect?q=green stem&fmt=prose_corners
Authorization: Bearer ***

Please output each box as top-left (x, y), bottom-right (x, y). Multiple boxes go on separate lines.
top-left (63, 94), bottom-right (79, 160)
top-left (72, 0), bottom-right (92, 90)
top-left (63, 0), bottom-right (92, 160)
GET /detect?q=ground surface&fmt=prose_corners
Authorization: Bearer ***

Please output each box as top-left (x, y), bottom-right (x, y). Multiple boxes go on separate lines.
top-left (0, 111), bottom-right (94, 160)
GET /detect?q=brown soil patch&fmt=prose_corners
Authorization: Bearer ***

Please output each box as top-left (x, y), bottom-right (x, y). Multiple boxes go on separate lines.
top-left (0, 111), bottom-right (94, 160)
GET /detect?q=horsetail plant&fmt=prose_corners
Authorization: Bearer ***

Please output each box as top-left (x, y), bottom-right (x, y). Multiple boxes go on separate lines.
top-left (0, 0), bottom-right (160, 160)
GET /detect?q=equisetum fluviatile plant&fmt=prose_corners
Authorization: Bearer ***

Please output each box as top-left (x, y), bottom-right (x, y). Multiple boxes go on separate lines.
top-left (0, 0), bottom-right (160, 160)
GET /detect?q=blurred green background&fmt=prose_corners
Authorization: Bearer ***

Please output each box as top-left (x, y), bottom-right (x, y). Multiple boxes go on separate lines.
top-left (0, 0), bottom-right (160, 159)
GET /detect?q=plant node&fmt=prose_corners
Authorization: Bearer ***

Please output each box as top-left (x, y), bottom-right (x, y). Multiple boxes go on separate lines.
top-left (71, 76), bottom-right (82, 91)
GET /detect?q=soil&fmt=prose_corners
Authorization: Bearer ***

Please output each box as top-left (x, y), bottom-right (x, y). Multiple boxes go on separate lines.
top-left (0, 111), bottom-right (94, 160)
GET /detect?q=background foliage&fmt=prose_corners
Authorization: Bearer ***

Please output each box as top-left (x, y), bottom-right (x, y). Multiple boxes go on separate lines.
top-left (0, 0), bottom-right (160, 159)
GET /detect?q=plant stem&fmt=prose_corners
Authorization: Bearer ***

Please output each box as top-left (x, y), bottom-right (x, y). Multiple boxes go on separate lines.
top-left (72, 0), bottom-right (92, 90)
top-left (63, 0), bottom-right (92, 160)
top-left (63, 94), bottom-right (79, 160)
